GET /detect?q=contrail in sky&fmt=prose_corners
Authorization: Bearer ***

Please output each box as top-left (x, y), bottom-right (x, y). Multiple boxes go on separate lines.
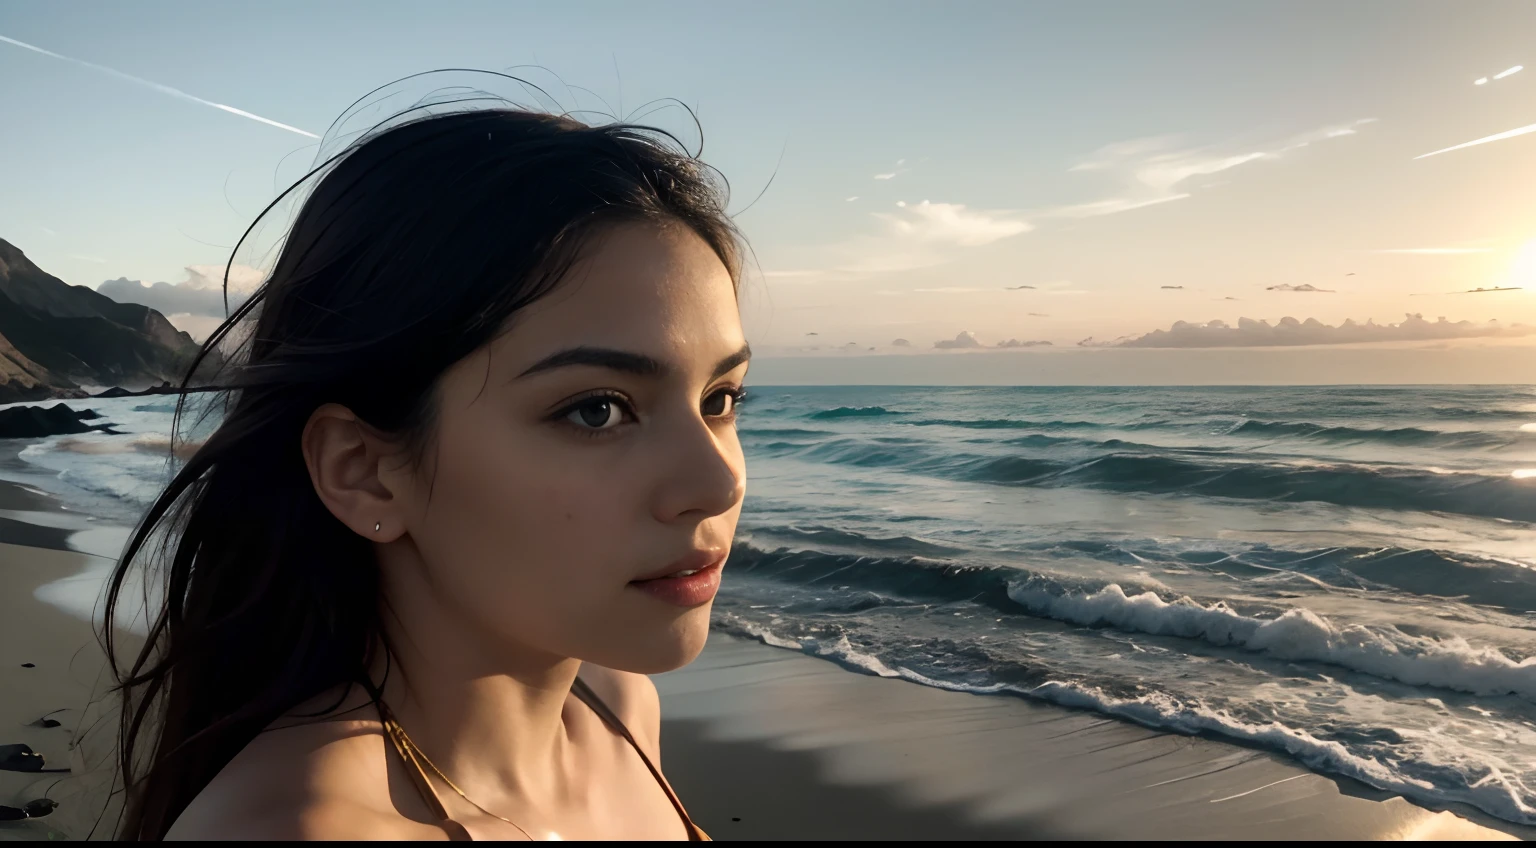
top-left (1414, 122), bottom-right (1536, 160)
top-left (1, 33), bottom-right (319, 138)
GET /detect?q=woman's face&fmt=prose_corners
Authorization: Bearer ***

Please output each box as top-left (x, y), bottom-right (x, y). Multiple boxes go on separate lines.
top-left (385, 221), bottom-right (748, 674)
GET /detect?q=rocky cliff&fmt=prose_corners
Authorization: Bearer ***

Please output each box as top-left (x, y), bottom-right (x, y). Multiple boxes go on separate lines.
top-left (0, 238), bottom-right (203, 404)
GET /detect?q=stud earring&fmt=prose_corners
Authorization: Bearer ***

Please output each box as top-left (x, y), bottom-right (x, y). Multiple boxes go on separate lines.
top-left (374, 522), bottom-right (381, 533)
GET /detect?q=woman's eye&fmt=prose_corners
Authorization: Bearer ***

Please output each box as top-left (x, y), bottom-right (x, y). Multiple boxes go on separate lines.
top-left (703, 388), bottom-right (744, 417)
top-left (566, 398), bottom-right (625, 430)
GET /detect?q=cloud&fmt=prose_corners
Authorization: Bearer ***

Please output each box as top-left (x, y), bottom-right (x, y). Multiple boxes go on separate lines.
top-left (928, 332), bottom-right (1052, 349)
top-left (891, 338), bottom-right (912, 347)
top-left (163, 313), bottom-right (228, 343)
top-left (1028, 312), bottom-right (1050, 317)
top-left (1115, 314), bottom-right (1536, 348)
top-left (0, 34), bottom-right (317, 138)
top-left (38, 226), bottom-right (57, 237)
top-left (1049, 118), bottom-right (1375, 219)
top-left (1048, 194), bottom-right (1191, 219)
top-left (874, 200), bottom-right (1032, 247)
top-left (1134, 151), bottom-right (1272, 193)
top-left (1267, 283), bottom-right (1334, 292)
top-left (97, 264), bottom-right (266, 319)
top-left (845, 196), bottom-right (859, 201)
top-left (934, 331), bottom-right (985, 349)
top-left (1068, 135), bottom-right (1183, 170)
top-left (913, 286), bottom-right (993, 293)
top-left (872, 159), bottom-right (911, 181)
top-left (791, 201), bottom-right (1000, 278)
top-left (1415, 286), bottom-right (1523, 296)
top-left (791, 190), bottom-right (1026, 281)
top-left (1078, 335), bottom-right (1134, 347)
top-left (70, 254), bottom-right (107, 264)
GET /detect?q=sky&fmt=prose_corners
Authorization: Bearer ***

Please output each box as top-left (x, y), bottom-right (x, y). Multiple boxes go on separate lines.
top-left (4, 0), bottom-right (1536, 383)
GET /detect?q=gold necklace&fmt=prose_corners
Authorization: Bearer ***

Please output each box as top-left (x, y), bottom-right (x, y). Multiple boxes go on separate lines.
top-left (381, 708), bottom-right (539, 841)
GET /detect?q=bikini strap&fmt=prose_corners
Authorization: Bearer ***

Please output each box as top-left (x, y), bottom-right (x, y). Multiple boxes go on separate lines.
top-left (570, 676), bottom-right (708, 841)
top-left (354, 673), bottom-right (699, 841)
top-left (358, 674), bottom-right (475, 841)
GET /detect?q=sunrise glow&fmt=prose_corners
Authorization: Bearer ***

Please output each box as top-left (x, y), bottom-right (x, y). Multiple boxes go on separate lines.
top-left (1509, 239), bottom-right (1536, 287)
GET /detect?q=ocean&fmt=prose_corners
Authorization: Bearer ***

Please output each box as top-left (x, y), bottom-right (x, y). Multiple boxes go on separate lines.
top-left (4, 385), bottom-right (1535, 824)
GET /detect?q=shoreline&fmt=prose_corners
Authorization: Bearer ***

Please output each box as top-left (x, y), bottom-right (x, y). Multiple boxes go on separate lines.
top-left (656, 633), bottom-right (1531, 841)
top-left (0, 477), bottom-right (1529, 840)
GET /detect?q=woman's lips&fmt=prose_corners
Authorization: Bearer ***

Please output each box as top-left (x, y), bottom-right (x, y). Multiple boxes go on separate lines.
top-left (631, 549), bottom-right (726, 582)
top-left (627, 557), bottom-right (725, 607)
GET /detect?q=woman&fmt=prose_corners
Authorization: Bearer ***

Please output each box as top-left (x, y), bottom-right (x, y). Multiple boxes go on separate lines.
top-left (100, 101), bottom-right (750, 840)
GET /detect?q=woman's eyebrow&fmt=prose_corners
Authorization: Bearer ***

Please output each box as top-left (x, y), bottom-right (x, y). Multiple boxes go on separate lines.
top-left (516, 343), bottom-right (751, 381)
top-left (710, 343), bottom-right (752, 380)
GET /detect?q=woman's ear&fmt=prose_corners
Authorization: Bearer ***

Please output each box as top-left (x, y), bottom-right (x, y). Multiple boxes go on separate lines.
top-left (300, 403), bottom-right (406, 540)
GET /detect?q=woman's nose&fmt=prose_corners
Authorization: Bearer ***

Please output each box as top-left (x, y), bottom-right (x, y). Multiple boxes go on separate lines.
top-left (652, 416), bottom-right (745, 523)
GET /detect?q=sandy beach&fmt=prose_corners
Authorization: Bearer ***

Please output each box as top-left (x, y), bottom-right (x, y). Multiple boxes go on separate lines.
top-left (0, 480), bottom-right (1529, 841)
top-left (0, 524), bottom-right (122, 838)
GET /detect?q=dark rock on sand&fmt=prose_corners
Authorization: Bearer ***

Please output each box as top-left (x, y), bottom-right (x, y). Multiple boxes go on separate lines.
top-left (0, 403), bottom-right (121, 439)
top-left (0, 742), bottom-right (67, 773)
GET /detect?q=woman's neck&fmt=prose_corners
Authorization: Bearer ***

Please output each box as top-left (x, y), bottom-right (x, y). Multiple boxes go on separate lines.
top-left (369, 539), bottom-right (586, 811)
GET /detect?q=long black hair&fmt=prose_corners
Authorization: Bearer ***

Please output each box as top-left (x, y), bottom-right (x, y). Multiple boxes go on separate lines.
top-left (99, 87), bottom-right (745, 840)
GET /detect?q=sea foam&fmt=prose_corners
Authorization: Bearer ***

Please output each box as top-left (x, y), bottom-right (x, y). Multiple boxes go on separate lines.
top-left (1006, 580), bottom-right (1536, 701)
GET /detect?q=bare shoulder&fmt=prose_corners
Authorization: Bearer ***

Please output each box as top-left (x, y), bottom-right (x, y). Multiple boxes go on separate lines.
top-left (166, 793), bottom-right (409, 841)
top-left (165, 713), bottom-right (444, 841)
top-left (578, 664), bottom-right (663, 758)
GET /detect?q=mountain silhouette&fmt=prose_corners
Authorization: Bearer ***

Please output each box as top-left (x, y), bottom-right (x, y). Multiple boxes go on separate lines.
top-left (0, 237), bottom-right (202, 404)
